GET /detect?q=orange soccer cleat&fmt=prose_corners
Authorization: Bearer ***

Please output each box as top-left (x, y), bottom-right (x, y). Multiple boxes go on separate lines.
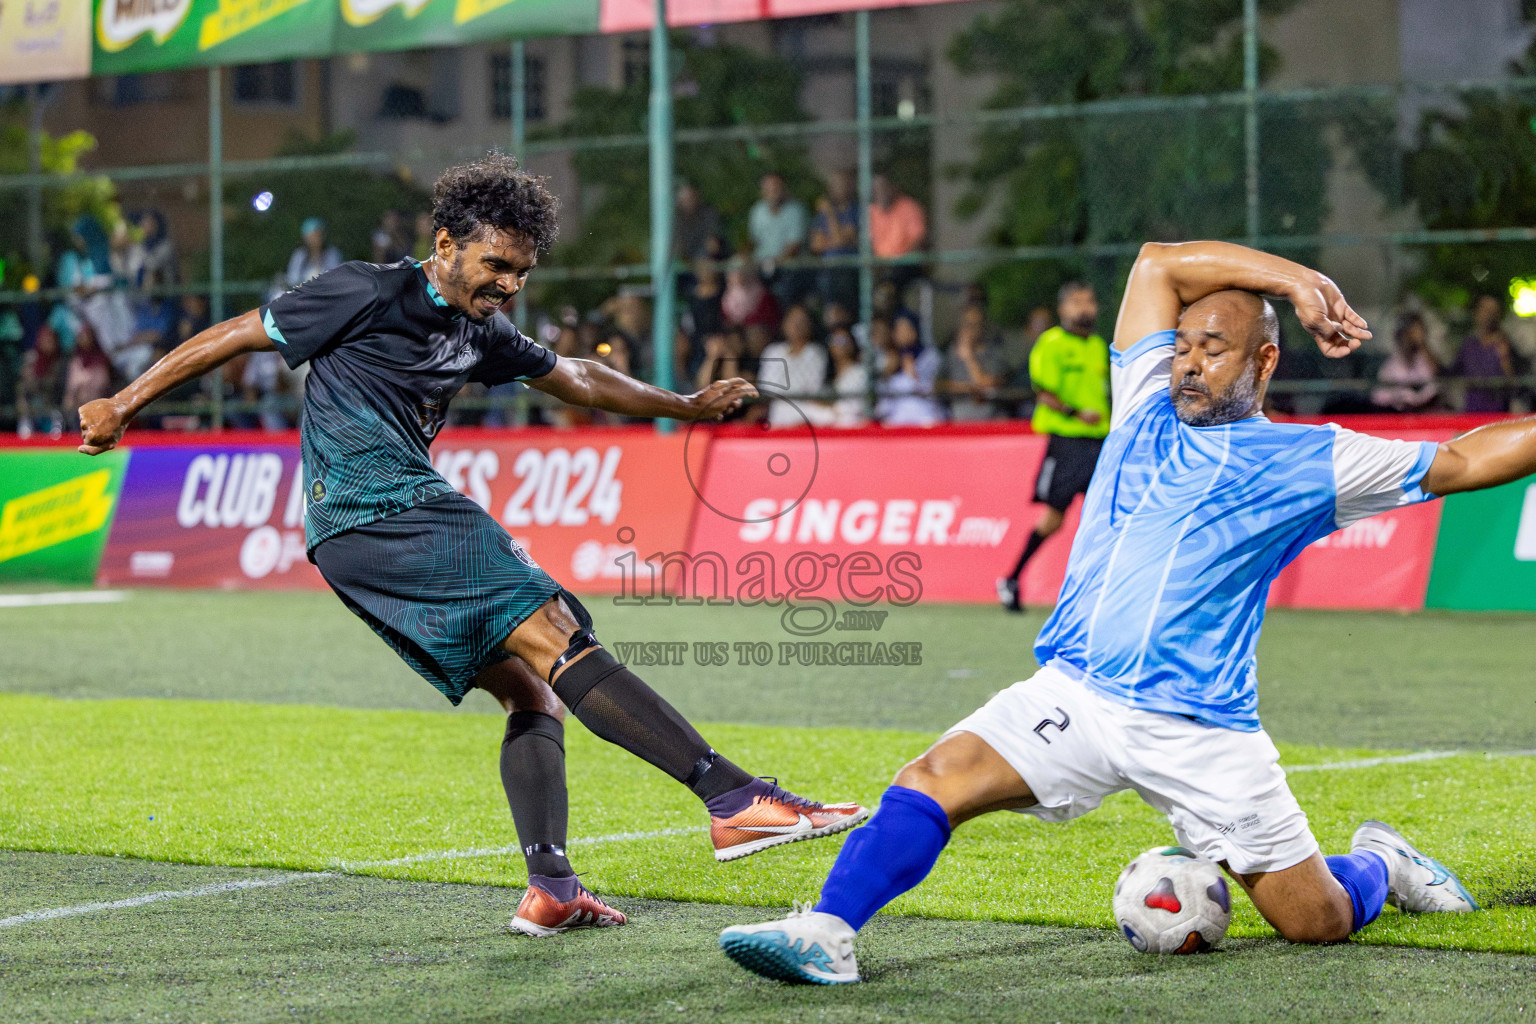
top-left (508, 877), bottom-right (628, 937)
top-left (710, 779), bottom-right (870, 862)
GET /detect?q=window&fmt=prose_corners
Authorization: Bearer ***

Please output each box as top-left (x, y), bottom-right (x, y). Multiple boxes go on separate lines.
top-left (622, 38), bottom-right (649, 90)
top-left (232, 62), bottom-right (298, 107)
top-left (93, 73), bottom-right (187, 107)
top-left (490, 53), bottom-right (546, 122)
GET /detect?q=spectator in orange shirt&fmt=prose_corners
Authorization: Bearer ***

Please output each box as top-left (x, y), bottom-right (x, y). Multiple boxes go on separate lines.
top-left (869, 174), bottom-right (926, 294)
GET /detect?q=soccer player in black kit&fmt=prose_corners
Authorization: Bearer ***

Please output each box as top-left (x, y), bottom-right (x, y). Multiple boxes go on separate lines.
top-left (78, 156), bottom-right (868, 937)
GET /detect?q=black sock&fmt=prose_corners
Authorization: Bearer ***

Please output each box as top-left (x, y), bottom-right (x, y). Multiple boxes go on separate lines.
top-left (501, 711), bottom-right (574, 878)
top-left (551, 648), bottom-right (755, 802)
top-left (1009, 528), bottom-right (1049, 580)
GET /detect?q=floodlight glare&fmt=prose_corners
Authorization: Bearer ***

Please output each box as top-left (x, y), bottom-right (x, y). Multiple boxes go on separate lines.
top-left (1509, 277), bottom-right (1536, 317)
top-left (252, 191), bottom-right (274, 212)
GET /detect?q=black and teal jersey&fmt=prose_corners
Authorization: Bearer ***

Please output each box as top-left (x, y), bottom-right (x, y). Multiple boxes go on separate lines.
top-left (258, 259), bottom-right (556, 551)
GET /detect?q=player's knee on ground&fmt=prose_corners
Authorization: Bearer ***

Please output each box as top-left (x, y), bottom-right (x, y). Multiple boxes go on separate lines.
top-left (1229, 865), bottom-right (1354, 945)
top-left (474, 657), bottom-right (565, 719)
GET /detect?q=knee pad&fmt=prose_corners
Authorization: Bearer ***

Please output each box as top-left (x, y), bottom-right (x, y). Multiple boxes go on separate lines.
top-left (548, 639), bottom-right (623, 709)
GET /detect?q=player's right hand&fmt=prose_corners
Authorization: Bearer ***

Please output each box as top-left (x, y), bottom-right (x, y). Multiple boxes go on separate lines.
top-left (78, 397), bottom-right (130, 455)
top-left (1292, 273), bottom-right (1371, 358)
top-left (688, 378), bottom-right (758, 421)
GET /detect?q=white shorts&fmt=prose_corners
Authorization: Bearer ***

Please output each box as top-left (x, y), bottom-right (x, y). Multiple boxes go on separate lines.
top-left (946, 665), bottom-right (1319, 874)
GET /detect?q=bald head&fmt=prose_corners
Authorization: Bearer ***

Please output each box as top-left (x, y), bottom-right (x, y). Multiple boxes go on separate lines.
top-left (1182, 289), bottom-right (1278, 356)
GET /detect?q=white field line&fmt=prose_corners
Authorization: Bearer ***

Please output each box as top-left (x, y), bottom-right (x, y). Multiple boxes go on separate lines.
top-left (0, 825), bottom-right (710, 930)
top-left (10, 749), bottom-right (1535, 931)
top-left (0, 590), bottom-right (127, 609)
top-left (1287, 749), bottom-right (1536, 773)
top-left (0, 873), bottom-right (329, 929)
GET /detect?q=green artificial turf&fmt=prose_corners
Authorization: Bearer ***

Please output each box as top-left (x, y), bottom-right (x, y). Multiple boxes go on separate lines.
top-left (3, 852), bottom-right (1531, 1024)
top-left (4, 589), bottom-right (1533, 752)
top-left (1, 693), bottom-right (1531, 954)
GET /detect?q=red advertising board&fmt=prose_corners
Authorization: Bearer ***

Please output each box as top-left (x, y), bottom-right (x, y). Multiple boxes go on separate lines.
top-left (599, 0), bottom-right (972, 33)
top-left (685, 427), bottom-right (1038, 604)
top-left (97, 428), bottom-right (697, 594)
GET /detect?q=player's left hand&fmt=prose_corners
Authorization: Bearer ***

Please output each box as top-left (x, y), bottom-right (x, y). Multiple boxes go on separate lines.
top-left (1292, 273), bottom-right (1371, 358)
top-left (686, 378), bottom-right (757, 420)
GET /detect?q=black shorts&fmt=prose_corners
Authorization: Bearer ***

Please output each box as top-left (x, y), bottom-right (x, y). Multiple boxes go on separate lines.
top-left (1033, 435), bottom-right (1104, 512)
top-left (312, 490), bottom-right (563, 705)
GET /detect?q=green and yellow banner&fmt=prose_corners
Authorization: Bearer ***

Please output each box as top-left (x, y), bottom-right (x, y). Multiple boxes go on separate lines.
top-left (90, 0), bottom-right (598, 76)
top-left (0, 451), bottom-right (127, 584)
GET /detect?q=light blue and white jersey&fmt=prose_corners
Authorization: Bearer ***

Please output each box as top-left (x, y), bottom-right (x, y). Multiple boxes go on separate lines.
top-left (1034, 329), bottom-right (1439, 731)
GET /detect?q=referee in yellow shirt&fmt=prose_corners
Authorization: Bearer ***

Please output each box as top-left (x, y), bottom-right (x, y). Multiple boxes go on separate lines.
top-left (997, 281), bottom-right (1110, 612)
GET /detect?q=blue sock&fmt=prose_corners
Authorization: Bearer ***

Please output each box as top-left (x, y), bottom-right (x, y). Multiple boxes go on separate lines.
top-left (1327, 851), bottom-right (1389, 932)
top-left (814, 786), bottom-right (951, 931)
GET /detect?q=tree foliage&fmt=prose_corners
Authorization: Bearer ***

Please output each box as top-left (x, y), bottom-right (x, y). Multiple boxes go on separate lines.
top-left (1401, 75), bottom-right (1536, 312)
top-left (0, 109), bottom-right (117, 288)
top-left (946, 0), bottom-right (1371, 327)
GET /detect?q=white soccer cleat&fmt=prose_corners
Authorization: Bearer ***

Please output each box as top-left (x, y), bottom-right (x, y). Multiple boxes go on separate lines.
top-left (719, 904), bottom-right (861, 984)
top-left (1351, 820), bottom-right (1479, 914)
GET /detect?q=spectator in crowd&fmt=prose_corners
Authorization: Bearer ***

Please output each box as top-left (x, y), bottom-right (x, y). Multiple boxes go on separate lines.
top-left (722, 258), bottom-right (780, 334)
top-left (240, 349), bottom-right (296, 430)
top-left (869, 174), bottom-right (926, 293)
top-left (411, 211), bottom-right (436, 262)
top-left (17, 325), bottom-right (64, 439)
top-left (1453, 294), bottom-right (1516, 412)
top-left (675, 181), bottom-right (724, 262)
top-left (606, 291), bottom-right (650, 381)
top-left (758, 304), bottom-right (829, 428)
top-left (681, 259), bottom-right (726, 380)
top-left (286, 218), bottom-right (343, 288)
top-left (62, 324), bottom-right (114, 428)
top-left (942, 302), bottom-right (1005, 420)
top-left (996, 280), bottom-right (1108, 612)
top-left (827, 328), bottom-right (869, 427)
top-left (371, 209), bottom-right (412, 264)
top-left (695, 329), bottom-right (747, 397)
top-left (59, 215), bottom-right (133, 364)
top-left (1372, 312), bottom-right (1440, 413)
top-left (811, 169), bottom-right (860, 310)
top-left (749, 172), bottom-right (808, 304)
top-left (128, 210), bottom-right (178, 290)
top-left (876, 311), bottom-right (945, 427)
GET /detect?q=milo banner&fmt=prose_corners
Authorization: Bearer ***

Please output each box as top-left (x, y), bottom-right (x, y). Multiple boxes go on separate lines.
top-left (93, 0), bottom-right (337, 74)
top-left (332, 0), bottom-right (598, 54)
top-left (92, 0), bottom-right (598, 76)
top-left (0, 450), bottom-right (127, 584)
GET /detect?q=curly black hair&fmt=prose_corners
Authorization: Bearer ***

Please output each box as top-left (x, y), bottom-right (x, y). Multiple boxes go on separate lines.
top-left (432, 153), bottom-right (560, 254)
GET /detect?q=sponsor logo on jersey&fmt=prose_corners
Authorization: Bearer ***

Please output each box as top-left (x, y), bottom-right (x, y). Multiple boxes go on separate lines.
top-left (97, 0), bottom-right (192, 52)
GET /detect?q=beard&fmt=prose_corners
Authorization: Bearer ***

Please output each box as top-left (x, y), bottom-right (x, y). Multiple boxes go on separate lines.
top-left (444, 253), bottom-right (508, 323)
top-left (1171, 370), bottom-right (1260, 426)
top-left (1066, 314), bottom-right (1096, 336)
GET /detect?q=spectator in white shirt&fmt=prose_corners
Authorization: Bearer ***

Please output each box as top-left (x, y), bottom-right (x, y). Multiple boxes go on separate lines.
top-left (757, 305), bottom-right (829, 428)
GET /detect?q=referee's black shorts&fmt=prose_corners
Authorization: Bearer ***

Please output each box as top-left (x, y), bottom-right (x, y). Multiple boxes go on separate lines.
top-left (1032, 434), bottom-right (1104, 512)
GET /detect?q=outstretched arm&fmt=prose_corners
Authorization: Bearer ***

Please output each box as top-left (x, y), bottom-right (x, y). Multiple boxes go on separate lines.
top-left (1114, 241), bottom-right (1371, 356)
top-left (1422, 417), bottom-right (1536, 496)
top-left (527, 356), bottom-right (757, 422)
top-left (78, 310), bottom-right (275, 455)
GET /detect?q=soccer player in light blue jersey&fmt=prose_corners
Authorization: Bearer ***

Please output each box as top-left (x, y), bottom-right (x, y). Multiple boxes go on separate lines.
top-left (720, 240), bottom-right (1536, 984)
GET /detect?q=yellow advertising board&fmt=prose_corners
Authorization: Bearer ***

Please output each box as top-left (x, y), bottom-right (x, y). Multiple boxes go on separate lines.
top-left (0, 0), bottom-right (91, 84)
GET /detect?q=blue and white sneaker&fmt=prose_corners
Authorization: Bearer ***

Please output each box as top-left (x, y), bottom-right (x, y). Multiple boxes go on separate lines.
top-left (1352, 820), bottom-right (1479, 913)
top-left (719, 903), bottom-right (860, 984)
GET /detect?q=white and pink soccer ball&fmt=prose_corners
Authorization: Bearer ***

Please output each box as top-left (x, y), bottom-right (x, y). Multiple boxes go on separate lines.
top-left (1113, 846), bottom-right (1232, 954)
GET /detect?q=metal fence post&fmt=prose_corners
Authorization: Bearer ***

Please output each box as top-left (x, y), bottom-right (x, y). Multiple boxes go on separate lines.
top-left (1243, 0), bottom-right (1260, 245)
top-left (856, 10), bottom-right (875, 418)
top-left (649, 0), bottom-right (676, 430)
top-left (512, 38), bottom-right (531, 427)
top-left (209, 65), bottom-right (226, 429)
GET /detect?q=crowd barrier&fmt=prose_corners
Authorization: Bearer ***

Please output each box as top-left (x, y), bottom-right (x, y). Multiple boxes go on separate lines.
top-left (1, 418), bottom-right (1532, 612)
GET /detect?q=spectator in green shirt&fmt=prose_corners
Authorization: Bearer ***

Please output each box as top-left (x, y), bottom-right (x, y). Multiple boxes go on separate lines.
top-left (997, 281), bottom-right (1110, 612)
